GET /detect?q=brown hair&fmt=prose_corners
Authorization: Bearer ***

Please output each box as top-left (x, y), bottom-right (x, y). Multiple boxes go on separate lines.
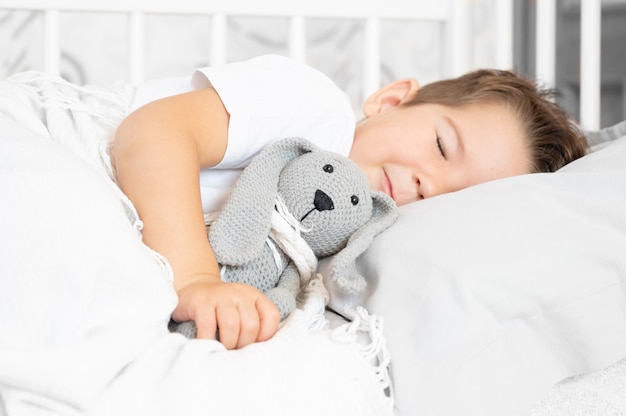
top-left (403, 69), bottom-right (588, 173)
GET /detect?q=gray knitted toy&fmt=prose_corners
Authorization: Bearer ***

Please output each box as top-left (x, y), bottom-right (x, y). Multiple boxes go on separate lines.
top-left (171, 137), bottom-right (398, 338)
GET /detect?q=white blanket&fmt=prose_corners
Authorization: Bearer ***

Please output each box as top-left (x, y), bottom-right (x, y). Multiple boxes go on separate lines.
top-left (0, 73), bottom-right (394, 416)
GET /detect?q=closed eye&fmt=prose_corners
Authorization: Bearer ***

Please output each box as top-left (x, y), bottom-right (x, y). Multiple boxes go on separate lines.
top-left (436, 136), bottom-right (446, 159)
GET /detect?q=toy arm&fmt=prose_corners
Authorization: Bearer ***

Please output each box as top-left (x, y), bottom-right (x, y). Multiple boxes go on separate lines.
top-left (264, 262), bottom-right (301, 319)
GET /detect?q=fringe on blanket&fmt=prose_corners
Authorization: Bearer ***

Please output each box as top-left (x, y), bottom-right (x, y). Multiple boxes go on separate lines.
top-left (0, 71), bottom-right (168, 275)
top-left (2, 71), bottom-right (127, 179)
top-left (299, 274), bottom-right (395, 409)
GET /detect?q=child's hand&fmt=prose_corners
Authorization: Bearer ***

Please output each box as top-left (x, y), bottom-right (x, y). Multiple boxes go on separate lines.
top-left (172, 278), bottom-right (281, 349)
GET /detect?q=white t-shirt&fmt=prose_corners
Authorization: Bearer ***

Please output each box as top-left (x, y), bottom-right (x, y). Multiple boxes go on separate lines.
top-left (129, 54), bottom-right (356, 213)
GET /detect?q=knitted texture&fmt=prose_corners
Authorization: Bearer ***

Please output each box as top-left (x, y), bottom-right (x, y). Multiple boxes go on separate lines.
top-left (170, 138), bottom-right (398, 338)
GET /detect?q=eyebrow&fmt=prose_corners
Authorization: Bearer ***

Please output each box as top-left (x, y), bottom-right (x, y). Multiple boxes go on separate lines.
top-left (443, 114), bottom-right (465, 153)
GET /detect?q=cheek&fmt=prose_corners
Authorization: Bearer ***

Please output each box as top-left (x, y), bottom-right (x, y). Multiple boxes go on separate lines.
top-left (364, 170), bottom-right (382, 193)
top-left (349, 138), bottom-right (383, 169)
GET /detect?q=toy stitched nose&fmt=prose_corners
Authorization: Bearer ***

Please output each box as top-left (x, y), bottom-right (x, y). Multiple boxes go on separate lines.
top-left (300, 190), bottom-right (335, 222)
top-left (314, 189), bottom-right (334, 211)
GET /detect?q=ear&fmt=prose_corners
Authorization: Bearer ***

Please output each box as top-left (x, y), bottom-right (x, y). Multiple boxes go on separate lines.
top-left (327, 191), bottom-right (398, 293)
top-left (362, 78), bottom-right (419, 117)
top-left (209, 137), bottom-right (318, 266)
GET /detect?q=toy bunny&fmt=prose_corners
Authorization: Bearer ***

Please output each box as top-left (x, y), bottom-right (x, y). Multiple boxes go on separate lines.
top-left (171, 137), bottom-right (397, 338)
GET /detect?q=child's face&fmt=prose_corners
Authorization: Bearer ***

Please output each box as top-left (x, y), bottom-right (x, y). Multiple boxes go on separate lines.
top-left (350, 102), bottom-right (529, 206)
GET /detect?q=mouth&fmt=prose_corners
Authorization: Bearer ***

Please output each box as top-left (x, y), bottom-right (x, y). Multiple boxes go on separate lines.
top-left (300, 207), bottom-right (315, 222)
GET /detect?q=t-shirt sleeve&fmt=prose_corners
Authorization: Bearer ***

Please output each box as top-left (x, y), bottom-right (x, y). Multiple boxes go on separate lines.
top-left (191, 54), bottom-right (355, 169)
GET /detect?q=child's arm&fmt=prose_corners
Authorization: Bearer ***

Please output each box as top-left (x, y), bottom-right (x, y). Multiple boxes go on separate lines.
top-left (113, 88), bottom-right (280, 349)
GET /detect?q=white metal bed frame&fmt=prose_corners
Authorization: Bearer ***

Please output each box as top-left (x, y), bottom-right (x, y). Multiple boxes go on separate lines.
top-left (1, 0), bottom-right (604, 130)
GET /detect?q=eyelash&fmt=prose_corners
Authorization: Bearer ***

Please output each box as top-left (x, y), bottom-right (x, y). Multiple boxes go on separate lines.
top-left (436, 136), bottom-right (446, 159)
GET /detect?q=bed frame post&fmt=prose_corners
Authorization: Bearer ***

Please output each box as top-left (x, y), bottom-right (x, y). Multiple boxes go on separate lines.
top-left (43, 9), bottom-right (61, 77)
top-left (289, 15), bottom-right (307, 64)
top-left (211, 13), bottom-right (227, 66)
top-left (535, 0), bottom-right (556, 89)
top-left (447, 0), bottom-right (469, 77)
top-left (494, 0), bottom-right (514, 70)
top-left (580, 0), bottom-right (601, 130)
top-left (363, 16), bottom-right (380, 100)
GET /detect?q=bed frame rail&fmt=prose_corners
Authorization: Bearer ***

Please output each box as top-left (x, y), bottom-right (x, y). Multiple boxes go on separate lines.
top-left (1, 0), bottom-right (603, 129)
top-left (0, 0), bottom-right (504, 100)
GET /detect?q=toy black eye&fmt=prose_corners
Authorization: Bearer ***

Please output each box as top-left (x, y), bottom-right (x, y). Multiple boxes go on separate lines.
top-left (351, 195), bottom-right (359, 205)
top-left (323, 164), bottom-right (334, 173)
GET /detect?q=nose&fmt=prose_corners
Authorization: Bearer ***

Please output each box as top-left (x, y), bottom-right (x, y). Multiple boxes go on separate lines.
top-left (418, 178), bottom-right (435, 199)
top-left (314, 189), bottom-right (334, 211)
top-left (418, 173), bottom-right (462, 200)
top-left (415, 170), bottom-right (439, 199)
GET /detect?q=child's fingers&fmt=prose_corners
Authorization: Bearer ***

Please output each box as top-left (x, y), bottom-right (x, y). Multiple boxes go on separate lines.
top-left (255, 296), bottom-right (280, 342)
top-left (214, 305), bottom-right (241, 350)
top-left (175, 282), bottom-right (279, 349)
top-left (234, 302), bottom-right (262, 349)
top-left (194, 308), bottom-right (218, 340)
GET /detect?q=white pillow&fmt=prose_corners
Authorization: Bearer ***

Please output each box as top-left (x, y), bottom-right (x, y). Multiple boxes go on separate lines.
top-left (325, 125), bottom-right (626, 415)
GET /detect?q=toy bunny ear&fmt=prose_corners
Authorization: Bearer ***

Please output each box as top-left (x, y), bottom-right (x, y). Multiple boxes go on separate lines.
top-left (209, 137), bottom-right (318, 266)
top-left (328, 191), bottom-right (398, 293)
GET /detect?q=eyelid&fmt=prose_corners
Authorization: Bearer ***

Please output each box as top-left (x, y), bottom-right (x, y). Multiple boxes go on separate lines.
top-left (442, 115), bottom-right (462, 155)
top-left (436, 136), bottom-right (446, 159)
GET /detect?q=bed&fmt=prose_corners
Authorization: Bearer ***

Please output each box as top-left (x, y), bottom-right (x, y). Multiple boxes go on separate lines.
top-left (1, 1), bottom-right (625, 415)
